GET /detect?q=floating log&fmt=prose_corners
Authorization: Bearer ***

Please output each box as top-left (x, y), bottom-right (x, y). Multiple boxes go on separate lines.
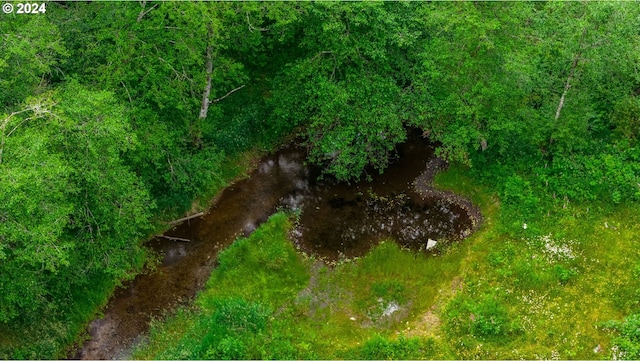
top-left (166, 212), bottom-right (204, 225)
top-left (157, 235), bottom-right (191, 242)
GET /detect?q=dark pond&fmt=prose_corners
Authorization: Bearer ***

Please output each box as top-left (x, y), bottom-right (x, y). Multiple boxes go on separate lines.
top-left (72, 132), bottom-right (480, 359)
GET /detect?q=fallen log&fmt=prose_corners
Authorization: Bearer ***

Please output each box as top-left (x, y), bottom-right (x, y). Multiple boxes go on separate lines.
top-left (166, 212), bottom-right (204, 225)
top-left (157, 235), bottom-right (191, 242)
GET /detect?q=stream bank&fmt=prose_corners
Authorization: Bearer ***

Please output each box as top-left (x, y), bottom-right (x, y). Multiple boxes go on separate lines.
top-left (73, 133), bottom-right (480, 359)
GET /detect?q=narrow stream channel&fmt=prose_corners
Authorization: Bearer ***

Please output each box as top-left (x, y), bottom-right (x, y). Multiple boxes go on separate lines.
top-left (73, 132), bottom-right (480, 359)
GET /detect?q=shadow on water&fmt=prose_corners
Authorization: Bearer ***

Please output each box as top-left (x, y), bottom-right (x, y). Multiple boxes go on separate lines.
top-left (72, 131), bottom-right (481, 359)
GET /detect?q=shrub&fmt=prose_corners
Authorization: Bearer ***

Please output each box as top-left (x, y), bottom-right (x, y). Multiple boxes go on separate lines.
top-left (257, 336), bottom-right (299, 360)
top-left (502, 175), bottom-right (540, 213)
top-left (444, 293), bottom-right (517, 340)
top-left (602, 314), bottom-right (640, 360)
top-left (470, 298), bottom-right (509, 337)
top-left (196, 298), bottom-right (269, 359)
top-left (553, 264), bottom-right (577, 285)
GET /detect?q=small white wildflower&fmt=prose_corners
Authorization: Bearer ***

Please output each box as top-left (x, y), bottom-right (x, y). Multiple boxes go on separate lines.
top-left (523, 223), bottom-right (527, 229)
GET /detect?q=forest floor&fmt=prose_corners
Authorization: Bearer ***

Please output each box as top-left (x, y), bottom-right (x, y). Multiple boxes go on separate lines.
top-left (132, 165), bottom-right (640, 360)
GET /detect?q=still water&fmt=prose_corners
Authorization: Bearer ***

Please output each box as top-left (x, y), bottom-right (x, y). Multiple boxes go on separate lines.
top-left (74, 133), bottom-right (480, 359)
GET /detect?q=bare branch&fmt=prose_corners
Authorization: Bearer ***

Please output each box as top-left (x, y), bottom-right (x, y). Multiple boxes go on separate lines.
top-left (555, 51), bottom-right (582, 121)
top-left (157, 235), bottom-right (191, 242)
top-left (121, 81), bottom-right (133, 105)
top-left (137, 1), bottom-right (158, 22)
top-left (165, 212), bottom-right (205, 225)
top-left (157, 56), bottom-right (183, 81)
top-left (246, 12), bottom-right (268, 33)
top-left (1, 108), bottom-right (33, 130)
top-left (555, 26), bottom-right (588, 122)
top-left (310, 51), bottom-right (334, 62)
top-left (199, 26), bottom-right (214, 120)
top-left (211, 84), bottom-right (246, 104)
top-left (0, 109), bottom-right (34, 165)
top-left (310, 51), bottom-right (337, 80)
top-left (2, 102), bottom-right (57, 138)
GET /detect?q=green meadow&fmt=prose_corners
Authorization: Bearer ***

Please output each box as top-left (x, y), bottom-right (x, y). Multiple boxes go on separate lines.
top-left (133, 167), bottom-right (640, 359)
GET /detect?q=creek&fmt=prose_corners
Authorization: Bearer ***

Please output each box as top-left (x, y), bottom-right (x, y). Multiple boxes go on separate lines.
top-left (73, 132), bottom-right (480, 359)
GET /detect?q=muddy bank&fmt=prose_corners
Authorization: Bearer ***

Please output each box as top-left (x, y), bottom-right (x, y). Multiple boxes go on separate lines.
top-left (72, 133), bottom-right (480, 359)
top-left (72, 150), bottom-right (311, 359)
top-left (413, 158), bottom-right (483, 231)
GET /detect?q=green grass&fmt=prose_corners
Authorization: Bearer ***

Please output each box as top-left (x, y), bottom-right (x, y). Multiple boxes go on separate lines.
top-left (432, 166), bottom-right (640, 359)
top-left (133, 206), bottom-right (478, 359)
top-left (53, 162), bottom-right (637, 360)
top-left (133, 212), bottom-right (312, 359)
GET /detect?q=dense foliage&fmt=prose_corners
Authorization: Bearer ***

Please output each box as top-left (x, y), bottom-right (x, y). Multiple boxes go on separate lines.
top-left (1, 1), bottom-right (639, 358)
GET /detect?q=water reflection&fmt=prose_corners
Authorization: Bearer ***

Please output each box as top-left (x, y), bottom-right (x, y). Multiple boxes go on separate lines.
top-left (74, 132), bottom-right (480, 359)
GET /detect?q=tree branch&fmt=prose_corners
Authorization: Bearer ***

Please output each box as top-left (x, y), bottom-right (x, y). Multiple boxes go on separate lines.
top-left (137, 1), bottom-right (158, 22)
top-left (157, 235), bottom-right (191, 242)
top-left (311, 51), bottom-right (334, 62)
top-left (157, 56), bottom-right (183, 81)
top-left (199, 26), bottom-right (214, 120)
top-left (246, 12), bottom-right (268, 33)
top-left (1, 103), bottom-right (57, 164)
top-left (166, 212), bottom-right (204, 225)
top-left (554, 24), bottom-right (588, 122)
top-left (121, 81), bottom-right (133, 105)
top-left (310, 51), bottom-right (337, 80)
top-left (1, 108), bottom-right (32, 131)
top-left (554, 50), bottom-right (582, 121)
top-left (211, 84), bottom-right (246, 104)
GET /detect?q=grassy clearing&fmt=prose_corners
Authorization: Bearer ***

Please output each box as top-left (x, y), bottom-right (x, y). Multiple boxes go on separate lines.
top-left (432, 166), bottom-right (640, 359)
top-left (135, 164), bottom-right (638, 360)
top-left (133, 197), bottom-right (485, 359)
top-left (436, 207), bottom-right (640, 359)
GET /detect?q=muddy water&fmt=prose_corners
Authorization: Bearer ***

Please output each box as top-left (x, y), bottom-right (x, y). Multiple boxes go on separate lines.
top-left (73, 133), bottom-right (480, 359)
top-left (291, 138), bottom-right (478, 260)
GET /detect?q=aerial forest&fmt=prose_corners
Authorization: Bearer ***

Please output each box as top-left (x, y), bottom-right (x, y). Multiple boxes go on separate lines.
top-left (1, 1), bottom-right (639, 359)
